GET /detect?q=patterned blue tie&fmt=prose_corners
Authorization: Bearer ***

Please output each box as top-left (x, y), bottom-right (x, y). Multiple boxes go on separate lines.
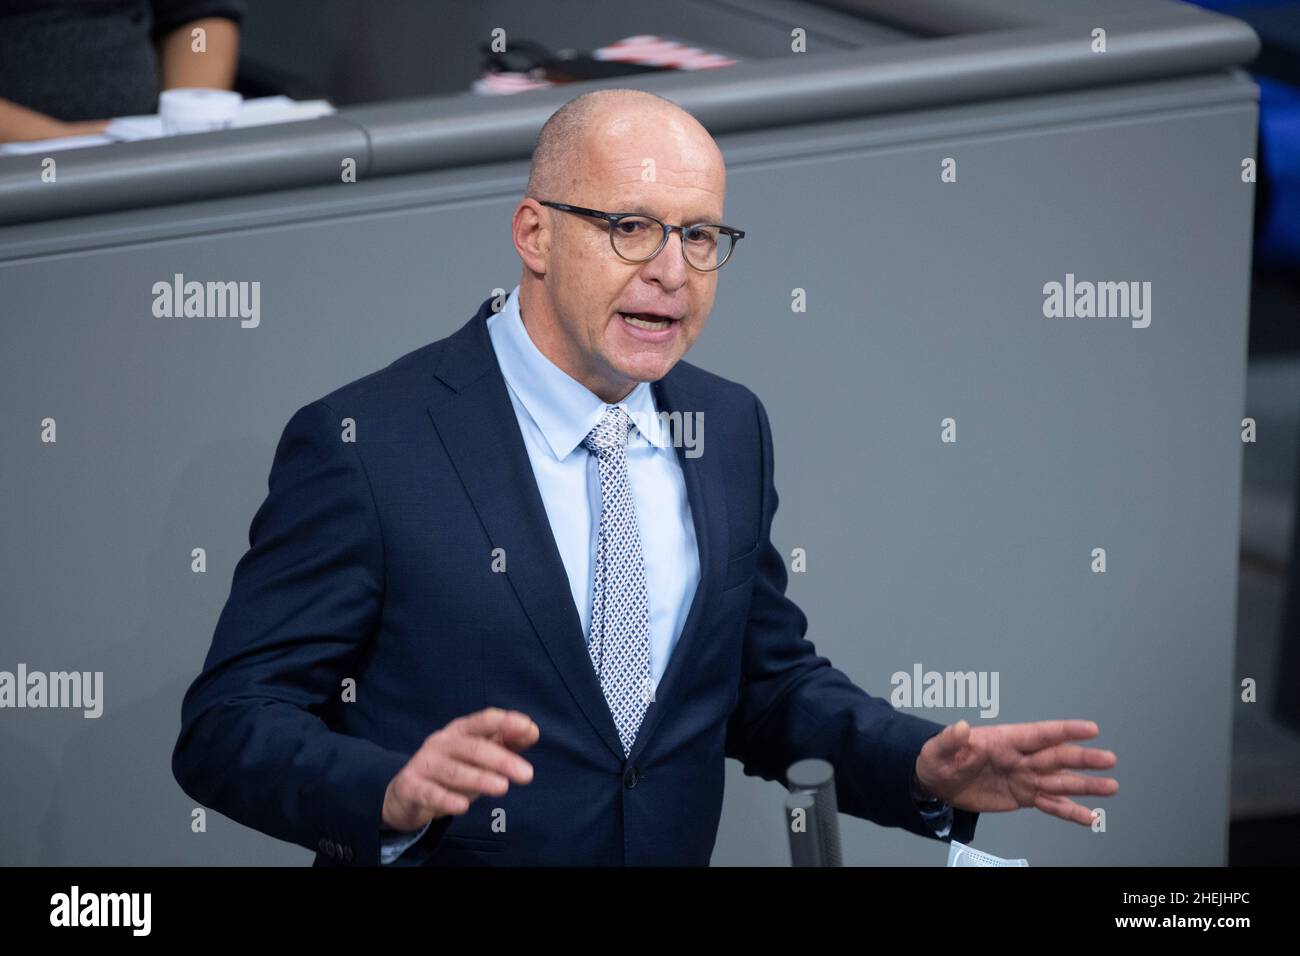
top-left (582, 405), bottom-right (653, 757)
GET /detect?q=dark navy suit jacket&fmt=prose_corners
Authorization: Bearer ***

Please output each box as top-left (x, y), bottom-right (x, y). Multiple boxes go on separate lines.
top-left (172, 295), bottom-right (978, 865)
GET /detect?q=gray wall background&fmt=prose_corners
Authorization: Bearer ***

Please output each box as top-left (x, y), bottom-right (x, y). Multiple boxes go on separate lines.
top-left (0, 69), bottom-right (1256, 865)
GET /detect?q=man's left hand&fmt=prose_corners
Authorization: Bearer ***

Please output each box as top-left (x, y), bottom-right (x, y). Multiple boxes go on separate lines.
top-left (913, 719), bottom-right (1117, 825)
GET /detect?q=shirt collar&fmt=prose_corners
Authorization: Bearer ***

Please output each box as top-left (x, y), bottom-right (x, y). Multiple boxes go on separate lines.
top-left (486, 285), bottom-right (669, 462)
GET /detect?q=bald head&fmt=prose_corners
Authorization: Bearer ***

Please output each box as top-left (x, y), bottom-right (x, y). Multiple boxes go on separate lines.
top-left (525, 89), bottom-right (718, 202)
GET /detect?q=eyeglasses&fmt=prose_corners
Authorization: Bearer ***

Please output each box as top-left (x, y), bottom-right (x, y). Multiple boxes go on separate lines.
top-left (536, 200), bottom-right (745, 272)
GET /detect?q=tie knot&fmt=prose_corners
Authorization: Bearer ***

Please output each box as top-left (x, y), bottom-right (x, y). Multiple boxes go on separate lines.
top-left (582, 405), bottom-right (633, 458)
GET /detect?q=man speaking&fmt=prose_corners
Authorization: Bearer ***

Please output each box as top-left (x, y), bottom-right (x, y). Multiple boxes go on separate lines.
top-left (172, 88), bottom-right (1118, 866)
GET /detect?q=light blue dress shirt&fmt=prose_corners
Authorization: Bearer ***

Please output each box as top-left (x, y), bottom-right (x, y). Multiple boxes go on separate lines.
top-left (379, 285), bottom-right (950, 862)
top-left (483, 286), bottom-right (702, 692)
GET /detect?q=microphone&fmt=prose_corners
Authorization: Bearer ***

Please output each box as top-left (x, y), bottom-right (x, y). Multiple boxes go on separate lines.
top-left (784, 758), bottom-right (843, 866)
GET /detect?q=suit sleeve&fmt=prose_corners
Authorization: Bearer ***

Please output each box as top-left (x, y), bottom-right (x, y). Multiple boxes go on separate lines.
top-left (724, 393), bottom-right (978, 844)
top-left (171, 399), bottom-right (410, 866)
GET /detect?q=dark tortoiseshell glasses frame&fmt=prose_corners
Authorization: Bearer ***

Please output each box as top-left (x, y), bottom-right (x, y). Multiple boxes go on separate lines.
top-left (536, 199), bottom-right (745, 272)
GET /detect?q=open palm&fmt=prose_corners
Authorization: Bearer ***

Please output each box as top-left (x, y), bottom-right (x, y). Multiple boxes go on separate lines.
top-left (914, 719), bottom-right (1118, 825)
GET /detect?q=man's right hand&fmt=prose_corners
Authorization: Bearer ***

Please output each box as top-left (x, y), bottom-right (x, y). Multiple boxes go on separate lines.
top-left (381, 708), bottom-right (538, 834)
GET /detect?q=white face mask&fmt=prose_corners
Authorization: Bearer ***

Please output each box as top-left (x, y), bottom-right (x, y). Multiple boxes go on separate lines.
top-left (947, 840), bottom-right (1029, 867)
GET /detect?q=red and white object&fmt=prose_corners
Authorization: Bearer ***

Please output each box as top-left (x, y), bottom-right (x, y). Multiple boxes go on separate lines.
top-left (593, 35), bottom-right (738, 70)
top-left (473, 35), bottom-right (739, 95)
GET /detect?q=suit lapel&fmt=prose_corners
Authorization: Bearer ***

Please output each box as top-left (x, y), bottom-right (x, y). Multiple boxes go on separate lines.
top-left (426, 300), bottom-right (726, 765)
top-left (625, 371), bottom-right (727, 765)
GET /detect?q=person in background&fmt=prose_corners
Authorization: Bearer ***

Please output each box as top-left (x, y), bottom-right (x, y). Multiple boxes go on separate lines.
top-left (0, 0), bottom-right (244, 142)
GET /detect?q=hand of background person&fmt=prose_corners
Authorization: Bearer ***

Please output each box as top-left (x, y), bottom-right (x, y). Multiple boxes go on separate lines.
top-left (0, 97), bottom-right (109, 142)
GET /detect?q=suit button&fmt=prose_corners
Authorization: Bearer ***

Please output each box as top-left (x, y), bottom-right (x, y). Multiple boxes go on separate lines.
top-left (623, 766), bottom-right (640, 789)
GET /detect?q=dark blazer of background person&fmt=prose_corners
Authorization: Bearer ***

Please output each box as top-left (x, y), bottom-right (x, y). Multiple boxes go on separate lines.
top-left (170, 292), bottom-right (980, 866)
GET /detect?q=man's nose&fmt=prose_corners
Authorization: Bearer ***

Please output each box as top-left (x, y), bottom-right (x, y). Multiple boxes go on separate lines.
top-left (639, 229), bottom-right (690, 287)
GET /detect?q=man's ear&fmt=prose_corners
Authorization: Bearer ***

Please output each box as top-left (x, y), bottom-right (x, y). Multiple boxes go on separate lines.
top-left (512, 199), bottom-right (551, 274)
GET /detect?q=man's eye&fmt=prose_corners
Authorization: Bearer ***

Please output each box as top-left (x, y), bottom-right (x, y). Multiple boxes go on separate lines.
top-left (686, 228), bottom-right (717, 244)
top-left (616, 220), bottom-right (648, 234)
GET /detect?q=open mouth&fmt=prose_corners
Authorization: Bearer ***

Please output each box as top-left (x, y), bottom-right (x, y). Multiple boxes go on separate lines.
top-left (619, 312), bottom-right (678, 330)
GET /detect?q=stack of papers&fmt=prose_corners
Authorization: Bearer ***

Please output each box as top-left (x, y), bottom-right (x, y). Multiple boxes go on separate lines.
top-left (0, 96), bottom-right (335, 156)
